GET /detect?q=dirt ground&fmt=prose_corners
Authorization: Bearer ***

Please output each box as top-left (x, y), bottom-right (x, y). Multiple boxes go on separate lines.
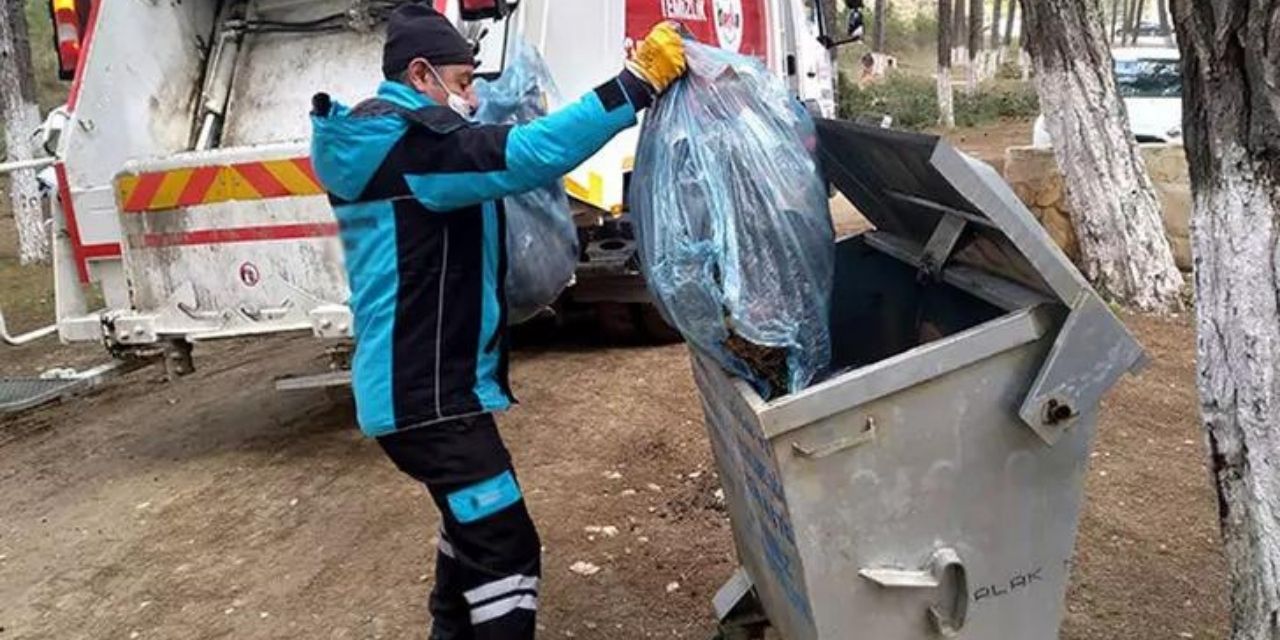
top-left (0, 311), bottom-right (1229, 640)
top-left (928, 119), bottom-right (1036, 169)
top-left (0, 121), bottom-right (1228, 639)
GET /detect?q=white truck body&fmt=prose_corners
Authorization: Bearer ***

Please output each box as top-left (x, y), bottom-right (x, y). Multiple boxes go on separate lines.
top-left (42, 0), bottom-right (835, 351)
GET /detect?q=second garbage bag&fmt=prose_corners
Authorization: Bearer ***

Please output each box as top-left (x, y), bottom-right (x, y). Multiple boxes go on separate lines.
top-left (474, 42), bottom-right (579, 325)
top-left (631, 41), bottom-right (835, 398)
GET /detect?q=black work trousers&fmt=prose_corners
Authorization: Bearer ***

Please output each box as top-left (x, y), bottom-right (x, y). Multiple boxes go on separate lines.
top-left (378, 414), bottom-right (540, 640)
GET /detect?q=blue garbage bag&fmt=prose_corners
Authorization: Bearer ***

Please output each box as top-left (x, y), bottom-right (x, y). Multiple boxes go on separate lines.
top-left (474, 42), bottom-right (579, 325)
top-left (630, 41), bottom-right (835, 397)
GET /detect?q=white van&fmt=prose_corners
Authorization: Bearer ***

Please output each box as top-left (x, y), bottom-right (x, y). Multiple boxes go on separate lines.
top-left (1033, 47), bottom-right (1182, 147)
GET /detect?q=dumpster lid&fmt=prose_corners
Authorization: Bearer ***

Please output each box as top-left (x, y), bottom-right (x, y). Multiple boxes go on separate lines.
top-left (815, 119), bottom-right (1089, 306)
top-left (815, 119), bottom-right (1145, 445)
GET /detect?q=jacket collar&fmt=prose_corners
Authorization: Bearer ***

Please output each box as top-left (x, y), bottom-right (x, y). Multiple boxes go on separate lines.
top-left (376, 80), bottom-right (439, 110)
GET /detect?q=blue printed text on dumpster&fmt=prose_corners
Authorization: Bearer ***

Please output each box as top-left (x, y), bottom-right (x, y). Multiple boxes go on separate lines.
top-left (701, 388), bottom-right (813, 624)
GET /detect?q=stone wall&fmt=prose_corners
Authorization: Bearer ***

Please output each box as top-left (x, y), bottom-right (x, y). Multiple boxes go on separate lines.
top-left (1003, 145), bottom-right (1192, 271)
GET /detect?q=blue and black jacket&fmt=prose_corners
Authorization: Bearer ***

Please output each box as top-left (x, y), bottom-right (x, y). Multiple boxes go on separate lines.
top-left (311, 72), bottom-right (653, 438)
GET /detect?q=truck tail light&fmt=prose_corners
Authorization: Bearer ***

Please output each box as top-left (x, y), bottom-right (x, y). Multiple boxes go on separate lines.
top-left (49, 0), bottom-right (85, 80)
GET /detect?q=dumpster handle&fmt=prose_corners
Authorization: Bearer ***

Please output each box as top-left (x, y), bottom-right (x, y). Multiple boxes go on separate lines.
top-left (927, 548), bottom-right (969, 637)
top-left (790, 416), bottom-right (877, 459)
top-left (859, 547), bottom-right (969, 636)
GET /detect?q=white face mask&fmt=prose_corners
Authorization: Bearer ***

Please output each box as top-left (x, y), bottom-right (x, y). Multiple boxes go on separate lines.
top-left (425, 62), bottom-right (475, 119)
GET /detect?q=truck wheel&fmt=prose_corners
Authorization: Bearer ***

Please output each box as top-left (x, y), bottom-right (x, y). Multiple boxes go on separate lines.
top-left (593, 303), bottom-right (682, 345)
top-left (635, 303), bottom-right (682, 344)
top-left (595, 302), bottom-right (640, 343)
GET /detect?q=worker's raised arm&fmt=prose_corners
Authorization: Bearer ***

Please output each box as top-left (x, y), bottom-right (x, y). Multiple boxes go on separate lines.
top-left (402, 70), bottom-right (653, 211)
top-left (311, 22), bottom-right (684, 210)
top-left (404, 22), bottom-right (686, 211)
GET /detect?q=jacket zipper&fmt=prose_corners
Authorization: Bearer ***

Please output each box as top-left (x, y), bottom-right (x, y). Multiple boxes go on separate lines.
top-left (435, 226), bottom-right (450, 420)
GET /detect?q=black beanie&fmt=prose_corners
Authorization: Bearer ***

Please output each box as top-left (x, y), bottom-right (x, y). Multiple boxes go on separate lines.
top-left (383, 3), bottom-right (476, 79)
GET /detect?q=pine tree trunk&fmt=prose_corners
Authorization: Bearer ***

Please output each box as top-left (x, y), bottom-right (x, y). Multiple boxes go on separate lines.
top-left (1110, 0), bottom-right (1121, 43)
top-left (1018, 20), bottom-right (1031, 82)
top-left (1172, 1), bottom-right (1280, 637)
top-left (1004, 0), bottom-right (1017, 47)
top-left (937, 0), bottom-right (955, 129)
top-left (1131, 0), bottom-right (1146, 43)
top-left (1123, 0), bottom-right (1138, 44)
top-left (966, 0), bottom-right (982, 91)
top-left (1019, 0), bottom-right (1183, 312)
top-left (991, 0), bottom-right (1004, 50)
top-left (0, 0), bottom-right (48, 265)
top-left (952, 0), bottom-right (966, 65)
top-left (872, 0), bottom-right (888, 52)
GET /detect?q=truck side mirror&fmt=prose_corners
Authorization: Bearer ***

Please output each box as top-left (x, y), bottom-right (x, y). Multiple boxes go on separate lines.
top-left (812, 0), bottom-right (863, 49)
top-left (460, 0), bottom-right (518, 21)
top-left (812, 0), bottom-right (844, 49)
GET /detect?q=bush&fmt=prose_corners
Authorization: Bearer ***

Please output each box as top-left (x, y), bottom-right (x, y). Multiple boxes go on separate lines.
top-left (838, 71), bottom-right (1040, 130)
top-left (837, 71), bottom-right (940, 130)
top-left (995, 55), bottom-right (1025, 80)
top-left (955, 80), bottom-right (1040, 126)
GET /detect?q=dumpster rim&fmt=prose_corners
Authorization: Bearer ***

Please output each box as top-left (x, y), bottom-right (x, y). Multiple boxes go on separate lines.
top-left (756, 305), bottom-right (1053, 439)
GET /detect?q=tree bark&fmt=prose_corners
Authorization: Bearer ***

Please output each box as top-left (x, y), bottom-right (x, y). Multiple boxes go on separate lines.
top-left (1018, 15), bottom-right (1031, 81)
top-left (1004, 0), bottom-right (1017, 47)
top-left (991, 0), bottom-right (1004, 50)
top-left (1123, 0), bottom-right (1138, 44)
top-left (951, 0), bottom-right (966, 65)
top-left (1131, 0), bottom-right (1146, 43)
top-left (1018, 0), bottom-right (1183, 312)
top-left (872, 0), bottom-right (887, 52)
top-left (1110, 0), bottom-right (1121, 43)
top-left (1171, 1), bottom-right (1280, 637)
top-left (937, 0), bottom-right (955, 128)
top-left (966, 0), bottom-right (983, 90)
top-left (0, 0), bottom-right (48, 265)
top-left (1017, 0), bottom-right (1026, 45)
top-left (1156, 0), bottom-right (1169, 35)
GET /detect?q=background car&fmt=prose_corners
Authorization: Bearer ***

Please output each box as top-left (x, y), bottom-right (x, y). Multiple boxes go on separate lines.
top-left (1033, 47), bottom-right (1182, 147)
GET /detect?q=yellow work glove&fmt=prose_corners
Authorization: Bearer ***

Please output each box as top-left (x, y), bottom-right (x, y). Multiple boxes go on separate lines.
top-left (627, 21), bottom-right (687, 94)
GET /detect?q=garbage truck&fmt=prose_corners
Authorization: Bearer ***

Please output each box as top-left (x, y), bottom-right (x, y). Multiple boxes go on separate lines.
top-left (3, 0), bottom-right (836, 365)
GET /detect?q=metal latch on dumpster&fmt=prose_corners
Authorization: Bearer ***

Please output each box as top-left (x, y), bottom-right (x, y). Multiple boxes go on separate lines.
top-left (860, 548), bottom-right (969, 637)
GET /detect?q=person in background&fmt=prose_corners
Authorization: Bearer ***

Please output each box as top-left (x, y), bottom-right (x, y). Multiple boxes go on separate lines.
top-left (309, 4), bottom-right (685, 639)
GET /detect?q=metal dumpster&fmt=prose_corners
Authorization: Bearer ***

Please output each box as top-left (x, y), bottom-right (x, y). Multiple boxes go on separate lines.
top-left (694, 119), bottom-right (1145, 640)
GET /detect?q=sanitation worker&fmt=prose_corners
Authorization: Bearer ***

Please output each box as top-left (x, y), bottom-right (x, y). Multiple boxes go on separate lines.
top-left (309, 4), bottom-right (685, 638)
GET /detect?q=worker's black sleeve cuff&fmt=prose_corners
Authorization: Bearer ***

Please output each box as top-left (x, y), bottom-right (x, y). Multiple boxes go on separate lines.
top-left (598, 69), bottom-right (654, 112)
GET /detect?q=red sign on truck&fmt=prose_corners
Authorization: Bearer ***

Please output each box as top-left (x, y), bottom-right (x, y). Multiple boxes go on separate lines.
top-left (626, 0), bottom-right (769, 61)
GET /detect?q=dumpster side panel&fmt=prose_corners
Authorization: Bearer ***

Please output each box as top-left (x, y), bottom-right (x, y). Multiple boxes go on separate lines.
top-left (692, 355), bottom-right (818, 640)
top-left (775, 334), bottom-right (1091, 639)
